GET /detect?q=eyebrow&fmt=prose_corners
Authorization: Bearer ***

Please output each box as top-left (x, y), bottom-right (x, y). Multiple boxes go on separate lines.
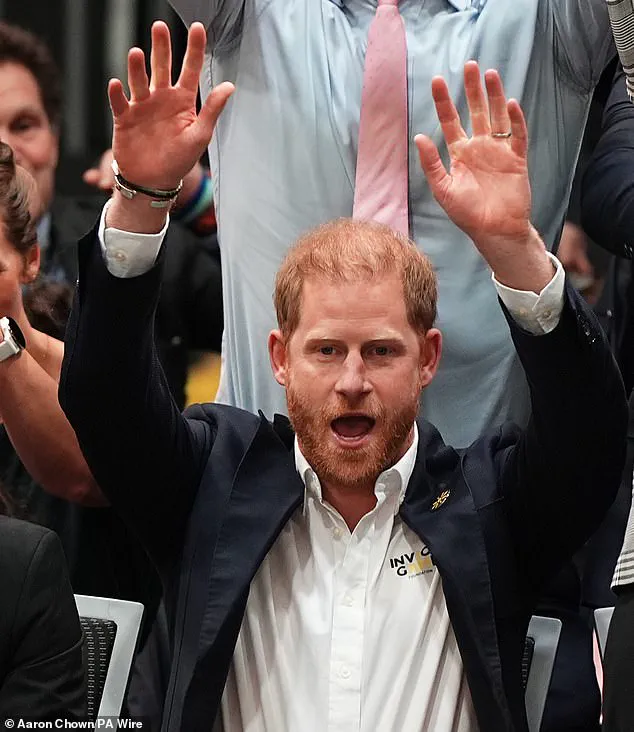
top-left (10, 106), bottom-right (44, 119)
top-left (303, 336), bottom-right (406, 348)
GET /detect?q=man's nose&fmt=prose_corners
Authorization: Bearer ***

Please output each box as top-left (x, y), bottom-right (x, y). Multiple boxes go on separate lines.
top-left (334, 352), bottom-right (371, 398)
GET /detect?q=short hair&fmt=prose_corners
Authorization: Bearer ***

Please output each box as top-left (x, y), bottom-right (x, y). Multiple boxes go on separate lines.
top-left (0, 141), bottom-right (38, 258)
top-left (0, 22), bottom-right (62, 129)
top-left (274, 218), bottom-right (437, 339)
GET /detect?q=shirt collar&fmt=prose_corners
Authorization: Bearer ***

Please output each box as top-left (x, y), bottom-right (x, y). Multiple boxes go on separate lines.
top-left (294, 423), bottom-right (419, 514)
top-left (36, 212), bottom-right (52, 254)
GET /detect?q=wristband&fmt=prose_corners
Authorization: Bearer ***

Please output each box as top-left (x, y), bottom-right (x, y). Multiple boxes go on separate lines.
top-left (112, 159), bottom-right (183, 208)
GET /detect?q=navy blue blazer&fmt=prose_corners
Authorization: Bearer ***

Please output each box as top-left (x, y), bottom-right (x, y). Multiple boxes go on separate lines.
top-left (60, 229), bottom-right (628, 732)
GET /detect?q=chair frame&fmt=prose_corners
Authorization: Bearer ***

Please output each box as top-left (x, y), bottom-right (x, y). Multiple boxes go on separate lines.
top-left (525, 615), bottom-right (563, 732)
top-left (75, 594), bottom-right (144, 719)
top-left (594, 606), bottom-right (615, 661)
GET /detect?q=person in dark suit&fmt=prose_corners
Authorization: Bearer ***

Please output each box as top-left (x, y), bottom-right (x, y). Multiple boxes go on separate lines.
top-left (59, 23), bottom-right (628, 732)
top-left (0, 495), bottom-right (86, 718)
top-left (580, 64), bottom-right (634, 732)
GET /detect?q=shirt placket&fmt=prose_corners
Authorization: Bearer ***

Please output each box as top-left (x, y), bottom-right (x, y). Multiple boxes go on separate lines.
top-left (328, 512), bottom-right (375, 732)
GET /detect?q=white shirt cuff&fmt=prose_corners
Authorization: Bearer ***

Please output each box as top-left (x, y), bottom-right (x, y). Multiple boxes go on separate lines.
top-left (98, 199), bottom-right (169, 278)
top-left (492, 252), bottom-right (565, 335)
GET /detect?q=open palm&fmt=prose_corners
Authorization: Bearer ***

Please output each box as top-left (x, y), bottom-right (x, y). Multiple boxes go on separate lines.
top-left (416, 63), bottom-right (531, 255)
top-left (108, 21), bottom-right (233, 191)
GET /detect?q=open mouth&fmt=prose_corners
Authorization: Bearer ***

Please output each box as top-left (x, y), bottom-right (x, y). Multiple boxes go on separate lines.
top-left (331, 415), bottom-right (376, 444)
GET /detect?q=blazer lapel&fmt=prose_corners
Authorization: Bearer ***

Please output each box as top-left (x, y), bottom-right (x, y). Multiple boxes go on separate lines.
top-left (399, 421), bottom-right (515, 730)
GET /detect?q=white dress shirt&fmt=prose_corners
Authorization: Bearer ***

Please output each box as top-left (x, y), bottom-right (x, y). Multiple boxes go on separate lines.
top-left (98, 205), bottom-right (565, 731)
top-left (219, 428), bottom-right (479, 732)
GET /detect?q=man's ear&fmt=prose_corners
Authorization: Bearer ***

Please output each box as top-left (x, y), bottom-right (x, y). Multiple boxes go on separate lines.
top-left (21, 244), bottom-right (40, 284)
top-left (268, 329), bottom-right (289, 386)
top-left (419, 327), bottom-right (442, 388)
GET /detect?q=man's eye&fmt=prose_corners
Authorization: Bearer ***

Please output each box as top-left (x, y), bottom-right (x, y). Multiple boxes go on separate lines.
top-left (372, 346), bottom-right (391, 356)
top-left (320, 346), bottom-right (335, 356)
top-left (13, 118), bottom-right (37, 133)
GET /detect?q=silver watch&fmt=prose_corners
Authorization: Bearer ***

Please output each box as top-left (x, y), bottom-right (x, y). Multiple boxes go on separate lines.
top-left (0, 317), bottom-right (26, 362)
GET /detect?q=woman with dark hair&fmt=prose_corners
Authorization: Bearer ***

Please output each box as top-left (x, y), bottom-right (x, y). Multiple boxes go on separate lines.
top-left (0, 143), bottom-right (85, 716)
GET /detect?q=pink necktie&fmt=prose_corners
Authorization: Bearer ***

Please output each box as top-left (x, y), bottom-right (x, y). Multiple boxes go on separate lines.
top-left (353, 0), bottom-right (409, 236)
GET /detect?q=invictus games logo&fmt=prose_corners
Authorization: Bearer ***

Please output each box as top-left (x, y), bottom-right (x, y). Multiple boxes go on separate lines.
top-left (389, 547), bottom-right (435, 577)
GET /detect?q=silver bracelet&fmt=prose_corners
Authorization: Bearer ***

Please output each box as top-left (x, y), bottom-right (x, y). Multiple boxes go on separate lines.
top-left (111, 160), bottom-right (183, 209)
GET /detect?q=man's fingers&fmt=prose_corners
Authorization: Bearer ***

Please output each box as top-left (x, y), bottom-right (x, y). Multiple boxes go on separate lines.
top-left (464, 61), bottom-right (491, 136)
top-left (508, 99), bottom-right (528, 158)
top-left (150, 21), bottom-right (172, 89)
top-left (431, 76), bottom-right (467, 148)
top-left (108, 79), bottom-right (129, 118)
top-left (484, 69), bottom-right (511, 136)
top-left (82, 168), bottom-right (100, 186)
top-left (196, 82), bottom-right (235, 139)
top-left (128, 48), bottom-right (150, 101)
top-left (415, 133), bottom-right (450, 196)
top-left (177, 22), bottom-right (206, 92)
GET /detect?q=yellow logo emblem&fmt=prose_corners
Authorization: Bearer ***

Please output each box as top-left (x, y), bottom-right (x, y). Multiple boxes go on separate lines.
top-left (432, 490), bottom-right (450, 511)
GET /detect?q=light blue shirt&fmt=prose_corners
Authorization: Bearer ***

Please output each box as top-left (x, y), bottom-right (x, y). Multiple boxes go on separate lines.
top-left (171, 0), bottom-right (613, 446)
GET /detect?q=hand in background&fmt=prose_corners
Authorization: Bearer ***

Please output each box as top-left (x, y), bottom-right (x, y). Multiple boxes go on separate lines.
top-left (416, 62), bottom-right (553, 293)
top-left (82, 149), bottom-right (114, 191)
top-left (557, 222), bottom-right (595, 289)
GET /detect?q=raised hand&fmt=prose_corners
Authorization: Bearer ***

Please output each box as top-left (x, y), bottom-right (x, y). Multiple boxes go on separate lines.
top-left (416, 62), bottom-right (552, 292)
top-left (108, 21), bottom-right (233, 192)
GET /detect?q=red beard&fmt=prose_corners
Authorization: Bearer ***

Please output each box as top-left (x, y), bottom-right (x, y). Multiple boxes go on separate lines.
top-left (286, 381), bottom-right (420, 490)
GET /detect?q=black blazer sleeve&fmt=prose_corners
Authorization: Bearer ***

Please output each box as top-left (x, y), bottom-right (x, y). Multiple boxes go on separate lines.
top-left (59, 228), bottom-right (214, 568)
top-left (0, 518), bottom-right (85, 718)
top-left (496, 285), bottom-right (628, 591)
top-left (581, 66), bottom-right (634, 258)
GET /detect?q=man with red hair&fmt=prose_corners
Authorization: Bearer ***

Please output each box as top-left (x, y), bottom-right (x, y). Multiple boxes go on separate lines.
top-left (60, 23), bottom-right (627, 732)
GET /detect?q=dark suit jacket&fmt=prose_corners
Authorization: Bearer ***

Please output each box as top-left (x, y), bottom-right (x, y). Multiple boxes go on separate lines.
top-left (47, 195), bottom-right (224, 409)
top-left (582, 66), bottom-right (634, 392)
top-left (60, 229), bottom-right (628, 732)
top-left (0, 516), bottom-right (86, 718)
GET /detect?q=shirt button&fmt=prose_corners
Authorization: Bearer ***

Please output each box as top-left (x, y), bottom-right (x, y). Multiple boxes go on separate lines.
top-left (339, 666), bottom-right (351, 680)
top-left (114, 250), bottom-right (127, 262)
top-left (343, 594), bottom-right (354, 607)
top-left (333, 527), bottom-right (343, 539)
top-left (518, 307), bottom-right (528, 317)
top-left (543, 309), bottom-right (552, 319)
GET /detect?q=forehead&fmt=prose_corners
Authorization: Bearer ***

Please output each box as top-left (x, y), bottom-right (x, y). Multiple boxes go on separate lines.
top-left (0, 62), bottom-right (46, 113)
top-left (296, 273), bottom-right (411, 337)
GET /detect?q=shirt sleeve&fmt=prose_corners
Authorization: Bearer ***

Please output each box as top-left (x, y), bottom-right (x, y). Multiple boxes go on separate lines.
top-left (492, 252), bottom-right (565, 335)
top-left (98, 199), bottom-right (168, 278)
top-left (169, 0), bottom-right (246, 50)
top-left (540, 0), bottom-right (615, 91)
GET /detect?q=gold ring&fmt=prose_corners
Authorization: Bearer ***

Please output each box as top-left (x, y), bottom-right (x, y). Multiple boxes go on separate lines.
top-left (491, 131), bottom-right (512, 139)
